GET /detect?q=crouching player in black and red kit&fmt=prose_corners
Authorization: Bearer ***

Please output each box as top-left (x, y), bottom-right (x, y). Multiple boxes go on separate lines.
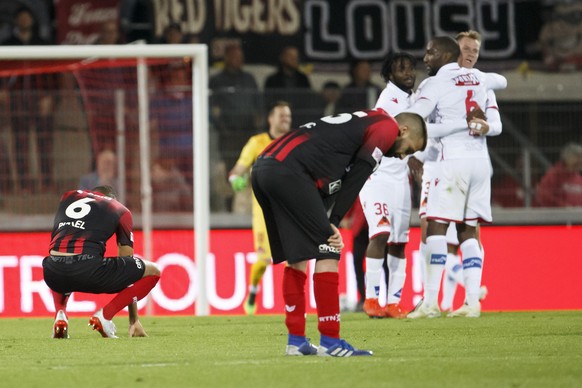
top-left (43, 185), bottom-right (161, 339)
top-left (251, 109), bottom-right (427, 356)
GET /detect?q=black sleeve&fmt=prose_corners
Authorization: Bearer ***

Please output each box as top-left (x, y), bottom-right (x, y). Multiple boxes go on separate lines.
top-left (329, 158), bottom-right (375, 227)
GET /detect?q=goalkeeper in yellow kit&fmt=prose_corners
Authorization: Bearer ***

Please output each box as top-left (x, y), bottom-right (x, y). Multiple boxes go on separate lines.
top-left (228, 101), bottom-right (292, 314)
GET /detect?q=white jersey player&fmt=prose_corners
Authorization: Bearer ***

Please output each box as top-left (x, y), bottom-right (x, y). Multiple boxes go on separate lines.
top-left (359, 53), bottom-right (417, 318)
top-left (406, 36), bottom-right (505, 319)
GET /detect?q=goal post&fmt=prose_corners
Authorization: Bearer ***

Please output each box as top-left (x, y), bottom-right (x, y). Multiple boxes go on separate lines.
top-left (0, 44), bottom-right (210, 316)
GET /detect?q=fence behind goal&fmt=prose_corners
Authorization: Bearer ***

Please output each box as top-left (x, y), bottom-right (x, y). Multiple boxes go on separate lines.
top-left (0, 45), bottom-right (210, 315)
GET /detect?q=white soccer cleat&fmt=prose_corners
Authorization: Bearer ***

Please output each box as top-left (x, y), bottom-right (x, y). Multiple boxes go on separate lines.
top-left (89, 309), bottom-right (118, 338)
top-left (407, 299), bottom-right (441, 319)
top-left (52, 310), bottom-right (69, 339)
top-left (447, 302), bottom-right (481, 318)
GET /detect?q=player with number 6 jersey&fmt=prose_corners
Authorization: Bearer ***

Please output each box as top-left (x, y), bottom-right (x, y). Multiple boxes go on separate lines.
top-left (43, 185), bottom-right (161, 339)
top-left (406, 36), bottom-right (505, 319)
top-left (252, 109), bottom-right (427, 357)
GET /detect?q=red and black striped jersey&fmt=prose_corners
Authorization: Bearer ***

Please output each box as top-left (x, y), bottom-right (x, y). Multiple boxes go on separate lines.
top-left (259, 109), bottom-right (399, 194)
top-left (49, 190), bottom-right (133, 256)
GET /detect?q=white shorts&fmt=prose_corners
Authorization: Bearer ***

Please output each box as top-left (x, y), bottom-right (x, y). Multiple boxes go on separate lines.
top-left (359, 168), bottom-right (411, 244)
top-left (426, 159), bottom-right (493, 226)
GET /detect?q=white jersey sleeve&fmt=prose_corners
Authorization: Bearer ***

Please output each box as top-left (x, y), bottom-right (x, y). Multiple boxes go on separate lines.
top-left (485, 90), bottom-right (502, 137)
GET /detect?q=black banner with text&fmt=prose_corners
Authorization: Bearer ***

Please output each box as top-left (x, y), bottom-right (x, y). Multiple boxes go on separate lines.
top-left (119, 0), bottom-right (544, 65)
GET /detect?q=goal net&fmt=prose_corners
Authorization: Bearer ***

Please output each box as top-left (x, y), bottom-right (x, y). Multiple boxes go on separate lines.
top-left (0, 44), bottom-right (210, 315)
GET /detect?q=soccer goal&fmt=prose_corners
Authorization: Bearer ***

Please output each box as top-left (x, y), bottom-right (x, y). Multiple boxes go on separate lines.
top-left (0, 44), bottom-right (211, 316)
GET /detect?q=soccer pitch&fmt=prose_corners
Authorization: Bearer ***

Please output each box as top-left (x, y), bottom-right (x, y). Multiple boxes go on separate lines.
top-left (1, 311), bottom-right (580, 387)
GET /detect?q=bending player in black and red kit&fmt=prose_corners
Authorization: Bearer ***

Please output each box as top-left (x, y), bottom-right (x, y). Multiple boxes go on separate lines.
top-left (43, 185), bottom-right (160, 339)
top-left (252, 109), bottom-right (427, 357)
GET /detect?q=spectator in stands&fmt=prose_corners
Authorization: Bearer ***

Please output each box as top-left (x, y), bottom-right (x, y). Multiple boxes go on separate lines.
top-left (79, 149), bottom-right (120, 193)
top-left (151, 158), bottom-right (192, 212)
top-left (264, 45), bottom-right (318, 124)
top-left (320, 81), bottom-right (341, 116)
top-left (150, 60), bottom-right (193, 183)
top-left (1, 6), bottom-right (55, 193)
top-left (336, 60), bottom-right (382, 113)
top-left (535, 142), bottom-right (582, 207)
top-left (158, 22), bottom-right (188, 44)
top-left (209, 43), bottom-right (261, 130)
top-left (209, 43), bottom-right (262, 169)
top-left (94, 20), bottom-right (121, 45)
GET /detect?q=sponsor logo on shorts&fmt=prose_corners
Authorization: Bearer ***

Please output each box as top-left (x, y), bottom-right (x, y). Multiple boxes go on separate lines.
top-left (318, 313), bottom-right (340, 323)
top-left (319, 244), bottom-right (341, 254)
top-left (328, 179), bottom-right (342, 194)
top-left (430, 254), bottom-right (446, 265)
top-left (463, 257), bottom-right (482, 269)
top-left (377, 216), bottom-right (390, 227)
top-left (134, 257), bottom-right (143, 269)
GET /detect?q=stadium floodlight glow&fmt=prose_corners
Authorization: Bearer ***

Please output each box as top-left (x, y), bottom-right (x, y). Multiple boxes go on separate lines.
top-left (0, 44), bottom-right (210, 316)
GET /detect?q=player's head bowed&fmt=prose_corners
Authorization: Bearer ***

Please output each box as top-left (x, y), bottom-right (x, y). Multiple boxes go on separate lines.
top-left (387, 112), bottom-right (427, 159)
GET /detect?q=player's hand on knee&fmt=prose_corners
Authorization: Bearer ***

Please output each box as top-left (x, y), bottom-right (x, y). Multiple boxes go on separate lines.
top-left (328, 224), bottom-right (344, 251)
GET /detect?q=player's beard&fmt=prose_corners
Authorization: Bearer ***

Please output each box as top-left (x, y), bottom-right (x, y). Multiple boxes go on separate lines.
top-left (384, 139), bottom-right (402, 158)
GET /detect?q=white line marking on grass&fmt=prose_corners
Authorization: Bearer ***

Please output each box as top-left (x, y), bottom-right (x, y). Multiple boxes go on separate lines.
top-left (141, 363), bottom-right (181, 367)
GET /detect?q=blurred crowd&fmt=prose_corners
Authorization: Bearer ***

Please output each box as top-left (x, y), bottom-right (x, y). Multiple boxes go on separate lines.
top-left (0, 5), bottom-right (581, 214)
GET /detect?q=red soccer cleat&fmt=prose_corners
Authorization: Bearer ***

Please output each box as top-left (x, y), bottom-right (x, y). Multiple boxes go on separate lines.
top-left (52, 310), bottom-right (69, 339)
top-left (385, 303), bottom-right (408, 319)
top-left (363, 298), bottom-right (385, 318)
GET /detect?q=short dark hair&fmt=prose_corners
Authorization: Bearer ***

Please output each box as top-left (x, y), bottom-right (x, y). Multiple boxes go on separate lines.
top-left (432, 36), bottom-right (460, 62)
top-left (92, 185), bottom-right (117, 199)
top-left (394, 112), bottom-right (428, 151)
top-left (380, 52), bottom-right (417, 82)
top-left (267, 100), bottom-right (291, 116)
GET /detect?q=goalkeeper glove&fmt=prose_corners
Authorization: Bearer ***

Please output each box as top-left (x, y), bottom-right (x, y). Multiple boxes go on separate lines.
top-left (229, 175), bottom-right (248, 192)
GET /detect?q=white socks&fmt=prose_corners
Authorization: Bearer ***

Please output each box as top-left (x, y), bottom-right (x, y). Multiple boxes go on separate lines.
top-left (425, 235), bottom-right (447, 306)
top-left (387, 255), bottom-right (406, 304)
top-left (460, 238), bottom-right (484, 307)
top-left (365, 257), bottom-right (384, 298)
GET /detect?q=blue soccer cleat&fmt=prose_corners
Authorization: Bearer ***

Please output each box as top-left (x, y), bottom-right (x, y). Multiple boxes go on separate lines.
top-left (318, 336), bottom-right (373, 357)
top-left (285, 334), bottom-right (318, 356)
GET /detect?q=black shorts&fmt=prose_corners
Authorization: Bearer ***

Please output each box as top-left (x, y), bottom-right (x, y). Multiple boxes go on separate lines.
top-left (42, 254), bottom-right (146, 294)
top-left (251, 159), bottom-right (340, 264)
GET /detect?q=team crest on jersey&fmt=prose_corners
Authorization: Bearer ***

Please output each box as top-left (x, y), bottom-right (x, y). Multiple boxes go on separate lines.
top-left (377, 216), bottom-right (391, 227)
top-left (454, 73), bottom-right (480, 86)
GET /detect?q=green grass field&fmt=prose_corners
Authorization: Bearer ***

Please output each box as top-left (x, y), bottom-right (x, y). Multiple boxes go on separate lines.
top-left (1, 311), bottom-right (581, 387)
